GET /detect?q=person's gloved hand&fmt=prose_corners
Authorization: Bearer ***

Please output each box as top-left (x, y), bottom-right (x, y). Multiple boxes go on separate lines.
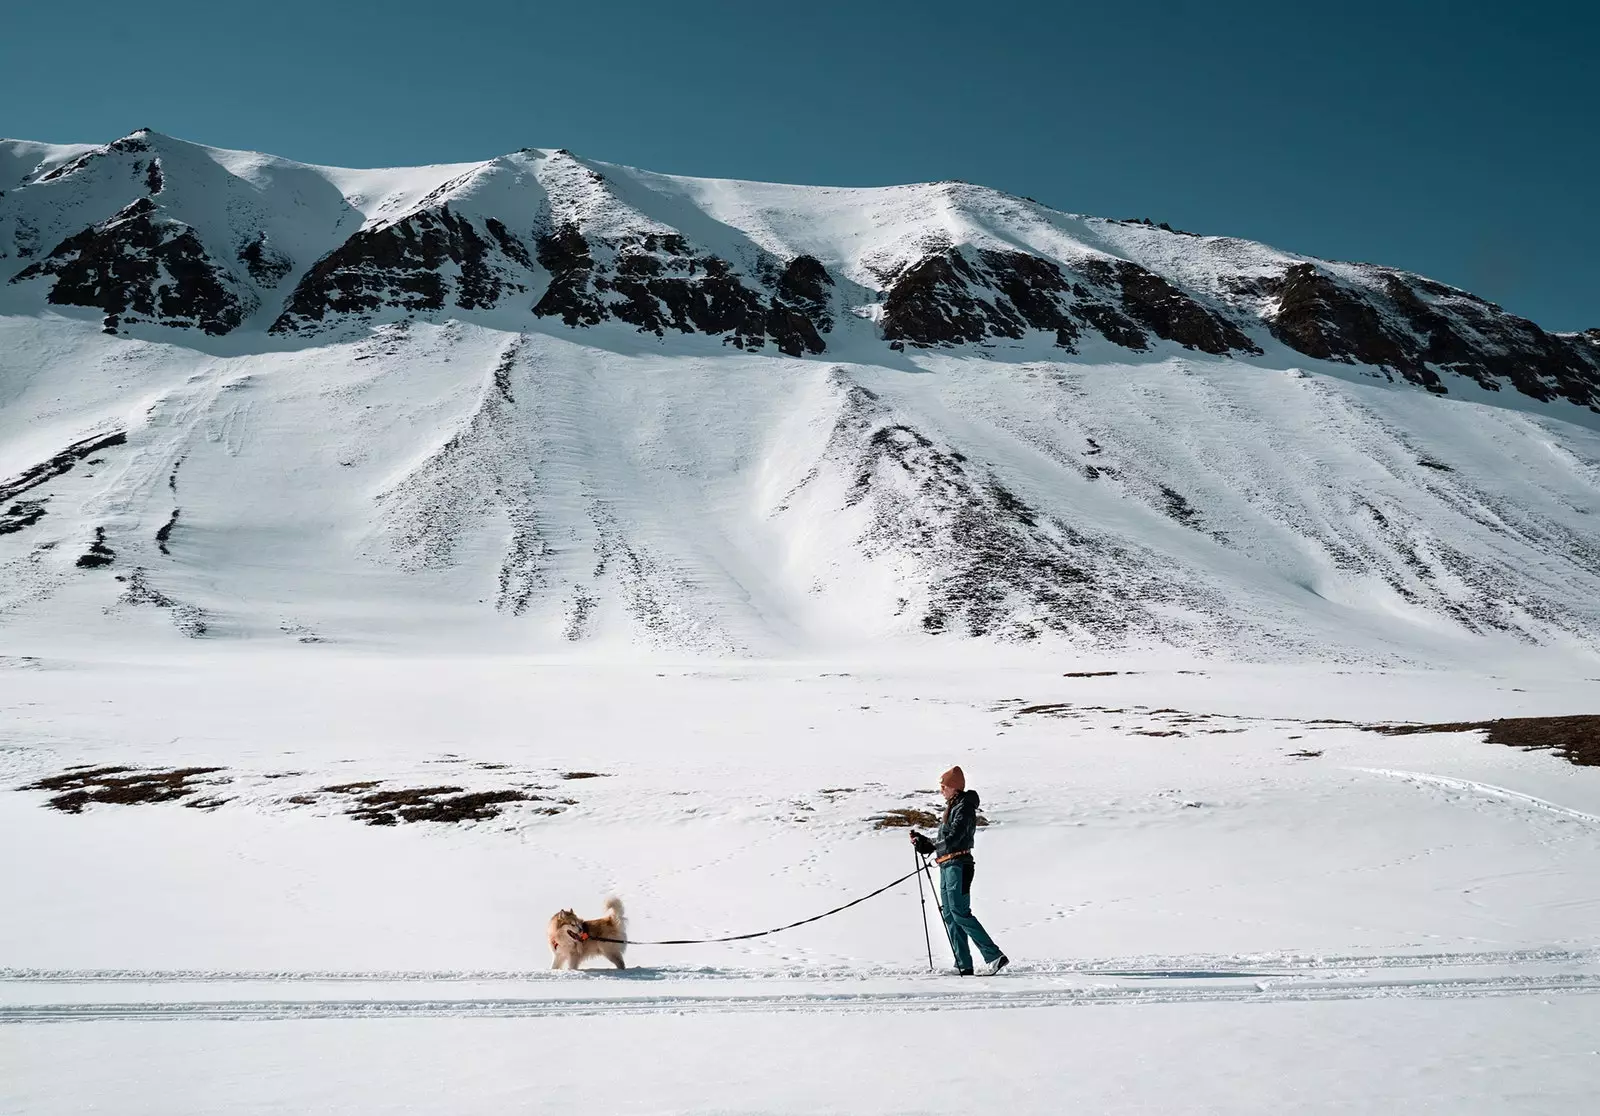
top-left (911, 831), bottom-right (934, 856)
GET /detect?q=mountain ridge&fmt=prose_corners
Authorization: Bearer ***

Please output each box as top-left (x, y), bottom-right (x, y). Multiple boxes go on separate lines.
top-left (4, 129), bottom-right (1595, 410)
top-left (2, 130), bottom-right (1599, 661)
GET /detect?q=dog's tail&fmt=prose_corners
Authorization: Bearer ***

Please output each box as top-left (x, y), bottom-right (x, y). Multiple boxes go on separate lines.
top-left (603, 896), bottom-right (625, 935)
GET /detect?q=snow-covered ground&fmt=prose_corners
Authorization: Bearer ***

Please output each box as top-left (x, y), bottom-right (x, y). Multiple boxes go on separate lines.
top-left (5, 652), bottom-right (1600, 1112)
top-left (6, 130), bottom-right (1600, 1111)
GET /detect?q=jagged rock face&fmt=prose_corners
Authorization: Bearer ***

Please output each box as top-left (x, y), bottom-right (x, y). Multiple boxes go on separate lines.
top-left (1080, 259), bottom-right (1260, 356)
top-left (271, 206), bottom-right (529, 332)
top-left (882, 250), bottom-right (1076, 348)
top-left (8, 198), bottom-right (247, 335)
top-left (1264, 264), bottom-right (1600, 409)
top-left (882, 248), bottom-right (1258, 356)
top-left (237, 231), bottom-right (292, 287)
top-left (533, 226), bottom-right (831, 356)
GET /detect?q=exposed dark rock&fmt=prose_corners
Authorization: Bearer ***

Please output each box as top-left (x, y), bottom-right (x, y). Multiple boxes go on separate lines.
top-left (144, 158), bottom-right (164, 195)
top-left (1083, 259), bottom-right (1260, 355)
top-left (271, 205), bottom-right (527, 331)
top-left (0, 430), bottom-right (125, 504)
top-left (0, 499), bottom-right (47, 535)
top-left (881, 251), bottom-right (1001, 345)
top-left (156, 509), bottom-right (179, 554)
top-left (881, 248), bottom-right (1254, 355)
top-left (1159, 486), bottom-right (1202, 527)
top-left (75, 526), bottom-right (114, 568)
top-left (109, 132), bottom-right (153, 154)
top-left (881, 249), bottom-right (1088, 348)
top-left (1119, 217), bottom-right (1198, 236)
top-left (533, 228), bottom-right (831, 354)
top-left (116, 567), bottom-right (207, 636)
top-left (1266, 264), bottom-right (1600, 408)
top-left (36, 150), bottom-right (103, 184)
top-left (485, 218), bottom-right (535, 270)
top-left (776, 255), bottom-right (834, 328)
top-left (10, 199), bottom-right (246, 335)
top-left (531, 223), bottom-right (604, 326)
top-left (237, 231), bottom-right (292, 287)
top-left (1269, 264), bottom-right (1443, 392)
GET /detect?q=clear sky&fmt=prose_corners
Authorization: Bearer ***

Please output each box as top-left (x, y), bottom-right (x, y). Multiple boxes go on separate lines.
top-left (3, 0), bottom-right (1593, 329)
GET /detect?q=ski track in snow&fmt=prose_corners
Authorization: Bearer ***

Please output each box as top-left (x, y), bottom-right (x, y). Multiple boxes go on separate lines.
top-left (8, 976), bottom-right (1600, 1022)
top-left (8, 949), bottom-right (1600, 1022)
top-left (1352, 767), bottom-right (1600, 825)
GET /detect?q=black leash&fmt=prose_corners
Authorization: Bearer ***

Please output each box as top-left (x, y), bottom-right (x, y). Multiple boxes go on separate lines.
top-left (577, 865), bottom-right (926, 945)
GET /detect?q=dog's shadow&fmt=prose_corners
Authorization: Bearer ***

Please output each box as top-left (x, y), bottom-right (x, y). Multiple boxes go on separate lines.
top-left (554, 966), bottom-right (732, 981)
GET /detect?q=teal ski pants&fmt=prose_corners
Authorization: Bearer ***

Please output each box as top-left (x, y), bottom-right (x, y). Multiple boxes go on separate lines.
top-left (939, 857), bottom-right (1002, 971)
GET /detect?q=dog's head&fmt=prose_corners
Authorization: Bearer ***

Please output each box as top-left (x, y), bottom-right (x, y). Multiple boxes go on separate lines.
top-left (548, 908), bottom-right (581, 932)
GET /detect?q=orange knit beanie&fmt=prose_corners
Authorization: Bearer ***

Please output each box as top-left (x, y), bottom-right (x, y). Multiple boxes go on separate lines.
top-left (940, 765), bottom-right (966, 792)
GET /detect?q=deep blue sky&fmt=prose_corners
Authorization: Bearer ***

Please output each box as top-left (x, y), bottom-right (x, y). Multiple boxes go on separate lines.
top-left (4, 0), bottom-right (1593, 329)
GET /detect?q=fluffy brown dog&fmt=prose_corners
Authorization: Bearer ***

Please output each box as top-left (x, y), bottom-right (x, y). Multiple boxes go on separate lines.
top-left (547, 897), bottom-right (626, 970)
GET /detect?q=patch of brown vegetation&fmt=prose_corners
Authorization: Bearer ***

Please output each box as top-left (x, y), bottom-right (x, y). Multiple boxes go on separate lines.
top-left (870, 805), bottom-right (990, 830)
top-left (872, 807), bottom-right (940, 829)
top-left (1015, 702), bottom-right (1076, 717)
top-left (344, 785), bottom-right (549, 825)
top-left (1367, 715), bottom-right (1600, 766)
top-left (561, 771), bottom-right (609, 780)
top-left (21, 765), bottom-right (227, 813)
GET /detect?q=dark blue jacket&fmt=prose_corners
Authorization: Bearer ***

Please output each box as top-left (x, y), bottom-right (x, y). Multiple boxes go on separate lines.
top-left (934, 789), bottom-right (981, 858)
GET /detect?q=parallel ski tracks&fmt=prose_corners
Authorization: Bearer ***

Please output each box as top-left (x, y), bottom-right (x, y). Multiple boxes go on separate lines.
top-left (6, 949), bottom-right (1599, 1022)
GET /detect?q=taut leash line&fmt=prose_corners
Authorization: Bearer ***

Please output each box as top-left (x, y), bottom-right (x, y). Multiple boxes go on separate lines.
top-left (576, 865), bottom-right (927, 946)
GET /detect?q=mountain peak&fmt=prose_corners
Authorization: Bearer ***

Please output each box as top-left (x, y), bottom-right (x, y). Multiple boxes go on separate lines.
top-left (0, 130), bottom-right (1595, 412)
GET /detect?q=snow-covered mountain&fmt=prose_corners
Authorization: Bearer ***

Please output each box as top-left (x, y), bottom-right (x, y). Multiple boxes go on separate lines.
top-left (3, 129), bottom-right (1599, 661)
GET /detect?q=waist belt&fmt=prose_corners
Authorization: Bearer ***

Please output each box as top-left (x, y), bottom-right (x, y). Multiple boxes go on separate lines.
top-left (936, 850), bottom-right (971, 865)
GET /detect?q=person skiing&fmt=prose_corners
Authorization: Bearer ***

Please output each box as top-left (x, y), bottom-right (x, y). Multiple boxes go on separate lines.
top-left (911, 765), bottom-right (1009, 976)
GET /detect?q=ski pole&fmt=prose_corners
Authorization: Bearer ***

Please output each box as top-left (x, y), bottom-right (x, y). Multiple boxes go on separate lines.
top-left (914, 846), bottom-right (935, 971)
top-left (921, 855), bottom-right (944, 920)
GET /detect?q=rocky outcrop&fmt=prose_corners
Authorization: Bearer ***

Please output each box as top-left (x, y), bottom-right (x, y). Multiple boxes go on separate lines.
top-left (0, 430), bottom-right (126, 505)
top-left (882, 250), bottom-right (1073, 347)
top-left (882, 248), bottom-right (1257, 356)
top-left (1081, 258), bottom-right (1260, 355)
top-left (237, 231), bottom-right (292, 287)
top-left (1264, 263), bottom-right (1600, 409)
top-left (532, 226), bottom-right (831, 356)
top-left (8, 198), bottom-right (246, 335)
top-left (271, 205), bottom-right (530, 332)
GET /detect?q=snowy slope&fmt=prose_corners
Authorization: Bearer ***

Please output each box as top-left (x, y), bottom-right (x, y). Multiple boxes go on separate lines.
top-left (3, 130), bottom-right (1599, 663)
